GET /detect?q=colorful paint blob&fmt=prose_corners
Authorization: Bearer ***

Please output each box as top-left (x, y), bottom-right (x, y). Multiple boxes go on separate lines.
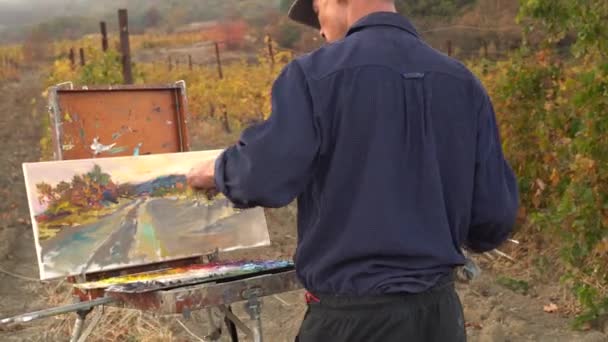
top-left (74, 259), bottom-right (294, 292)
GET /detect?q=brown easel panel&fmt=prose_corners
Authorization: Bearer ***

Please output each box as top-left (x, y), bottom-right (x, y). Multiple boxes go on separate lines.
top-left (48, 83), bottom-right (191, 161)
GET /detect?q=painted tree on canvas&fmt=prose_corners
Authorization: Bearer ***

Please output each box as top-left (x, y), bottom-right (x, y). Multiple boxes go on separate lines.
top-left (34, 164), bottom-right (121, 238)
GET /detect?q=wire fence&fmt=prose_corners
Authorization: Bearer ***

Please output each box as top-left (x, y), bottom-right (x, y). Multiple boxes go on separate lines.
top-left (46, 8), bottom-right (533, 82)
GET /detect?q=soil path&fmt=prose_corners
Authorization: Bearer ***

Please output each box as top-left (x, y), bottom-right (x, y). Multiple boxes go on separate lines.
top-left (0, 69), bottom-right (54, 341)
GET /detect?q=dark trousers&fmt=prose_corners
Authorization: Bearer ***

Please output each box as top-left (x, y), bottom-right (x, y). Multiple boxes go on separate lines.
top-left (295, 275), bottom-right (466, 342)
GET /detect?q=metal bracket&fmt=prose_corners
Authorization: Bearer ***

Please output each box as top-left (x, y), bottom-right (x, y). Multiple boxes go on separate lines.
top-left (69, 307), bottom-right (93, 342)
top-left (203, 307), bottom-right (223, 341)
top-left (243, 287), bottom-right (264, 342)
top-left (206, 248), bottom-right (220, 263)
top-left (213, 286), bottom-right (267, 342)
top-left (219, 305), bottom-right (252, 338)
top-left (182, 308), bottom-right (192, 321)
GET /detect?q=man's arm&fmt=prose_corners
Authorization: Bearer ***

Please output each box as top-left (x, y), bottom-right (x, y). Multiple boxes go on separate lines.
top-left (214, 60), bottom-right (320, 209)
top-left (466, 86), bottom-right (519, 253)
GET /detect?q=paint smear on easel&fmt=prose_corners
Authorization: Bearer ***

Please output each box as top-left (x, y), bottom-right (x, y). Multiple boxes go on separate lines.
top-left (75, 259), bottom-right (293, 292)
top-left (108, 146), bottom-right (128, 154)
top-left (133, 143), bottom-right (142, 156)
top-left (90, 138), bottom-right (116, 155)
top-left (111, 126), bottom-right (136, 141)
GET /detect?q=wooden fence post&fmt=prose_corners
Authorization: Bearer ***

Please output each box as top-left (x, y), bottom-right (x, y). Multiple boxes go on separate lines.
top-left (188, 55), bottom-right (193, 71)
top-left (118, 9), bottom-right (133, 84)
top-left (100, 21), bottom-right (108, 52)
top-left (220, 104), bottom-right (231, 133)
top-left (79, 48), bottom-right (85, 66)
top-left (69, 48), bottom-right (75, 69)
top-left (214, 42), bottom-right (223, 79)
top-left (483, 40), bottom-right (488, 59)
top-left (447, 40), bottom-right (452, 57)
top-left (267, 35), bottom-right (275, 67)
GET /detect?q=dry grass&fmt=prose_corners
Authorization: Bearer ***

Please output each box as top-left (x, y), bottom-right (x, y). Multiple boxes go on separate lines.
top-left (43, 306), bottom-right (176, 342)
top-left (25, 273), bottom-right (177, 341)
top-left (483, 226), bottom-right (587, 317)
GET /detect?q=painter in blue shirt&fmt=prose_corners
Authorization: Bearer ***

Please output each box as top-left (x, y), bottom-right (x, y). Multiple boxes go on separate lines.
top-left (188, 12), bottom-right (519, 297)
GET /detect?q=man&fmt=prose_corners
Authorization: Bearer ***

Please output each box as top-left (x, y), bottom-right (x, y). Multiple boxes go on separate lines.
top-left (187, 0), bottom-right (519, 340)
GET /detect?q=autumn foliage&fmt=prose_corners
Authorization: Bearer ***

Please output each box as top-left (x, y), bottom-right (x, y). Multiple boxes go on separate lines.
top-left (466, 0), bottom-right (608, 327)
top-left (0, 45), bottom-right (22, 82)
top-left (35, 165), bottom-right (118, 219)
top-left (199, 19), bottom-right (249, 50)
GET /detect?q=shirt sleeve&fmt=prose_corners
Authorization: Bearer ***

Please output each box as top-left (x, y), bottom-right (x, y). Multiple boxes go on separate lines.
top-left (466, 85), bottom-right (520, 253)
top-left (214, 60), bottom-right (320, 209)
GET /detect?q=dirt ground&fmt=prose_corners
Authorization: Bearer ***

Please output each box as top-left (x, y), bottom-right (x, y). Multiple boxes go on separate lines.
top-left (1, 70), bottom-right (607, 342)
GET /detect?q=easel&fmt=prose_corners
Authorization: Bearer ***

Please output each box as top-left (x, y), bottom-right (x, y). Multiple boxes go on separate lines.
top-left (34, 81), bottom-right (302, 341)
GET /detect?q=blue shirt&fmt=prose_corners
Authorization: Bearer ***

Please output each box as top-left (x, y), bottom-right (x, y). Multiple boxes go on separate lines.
top-left (215, 12), bottom-right (519, 296)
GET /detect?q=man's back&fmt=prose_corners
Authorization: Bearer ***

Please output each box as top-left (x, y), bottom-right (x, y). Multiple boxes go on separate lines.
top-left (291, 12), bottom-right (519, 295)
top-left (204, 5), bottom-right (519, 341)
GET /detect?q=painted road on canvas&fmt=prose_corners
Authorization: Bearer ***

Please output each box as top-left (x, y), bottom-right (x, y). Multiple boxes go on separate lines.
top-left (41, 197), bottom-right (265, 277)
top-left (22, 150), bottom-right (270, 280)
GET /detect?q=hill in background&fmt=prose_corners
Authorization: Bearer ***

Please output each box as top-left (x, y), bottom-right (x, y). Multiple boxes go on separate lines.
top-left (0, 0), bottom-right (521, 59)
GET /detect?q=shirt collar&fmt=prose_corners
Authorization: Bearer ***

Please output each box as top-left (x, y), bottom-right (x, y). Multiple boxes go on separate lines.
top-left (346, 12), bottom-right (420, 38)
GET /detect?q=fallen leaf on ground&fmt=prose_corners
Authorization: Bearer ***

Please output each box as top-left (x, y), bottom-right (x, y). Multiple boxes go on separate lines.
top-left (465, 322), bottom-right (483, 329)
top-left (543, 302), bottom-right (558, 313)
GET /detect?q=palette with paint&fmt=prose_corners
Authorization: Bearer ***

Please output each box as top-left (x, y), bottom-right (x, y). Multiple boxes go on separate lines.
top-left (75, 260), bottom-right (294, 293)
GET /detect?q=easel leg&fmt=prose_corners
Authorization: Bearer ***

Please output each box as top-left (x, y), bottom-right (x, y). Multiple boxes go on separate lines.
top-left (224, 305), bottom-right (239, 342)
top-left (204, 307), bottom-right (222, 341)
top-left (69, 308), bottom-right (92, 342)
top-left (245, 297), bottom-right (263, 342)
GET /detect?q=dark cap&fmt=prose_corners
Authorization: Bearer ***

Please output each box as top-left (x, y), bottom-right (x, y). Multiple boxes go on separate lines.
top-left (288, 0), bottom-right (320, 29)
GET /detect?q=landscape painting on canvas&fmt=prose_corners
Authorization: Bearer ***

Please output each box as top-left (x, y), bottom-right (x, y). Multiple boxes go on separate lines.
top-left (22, 150), bottom-right (270, 280)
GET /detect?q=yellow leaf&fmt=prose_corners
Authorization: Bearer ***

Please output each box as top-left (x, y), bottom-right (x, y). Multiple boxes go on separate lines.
top-left (536, 179), bottom-right (546, 191)
top-left (550, 168), bottom-right (560, 186)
